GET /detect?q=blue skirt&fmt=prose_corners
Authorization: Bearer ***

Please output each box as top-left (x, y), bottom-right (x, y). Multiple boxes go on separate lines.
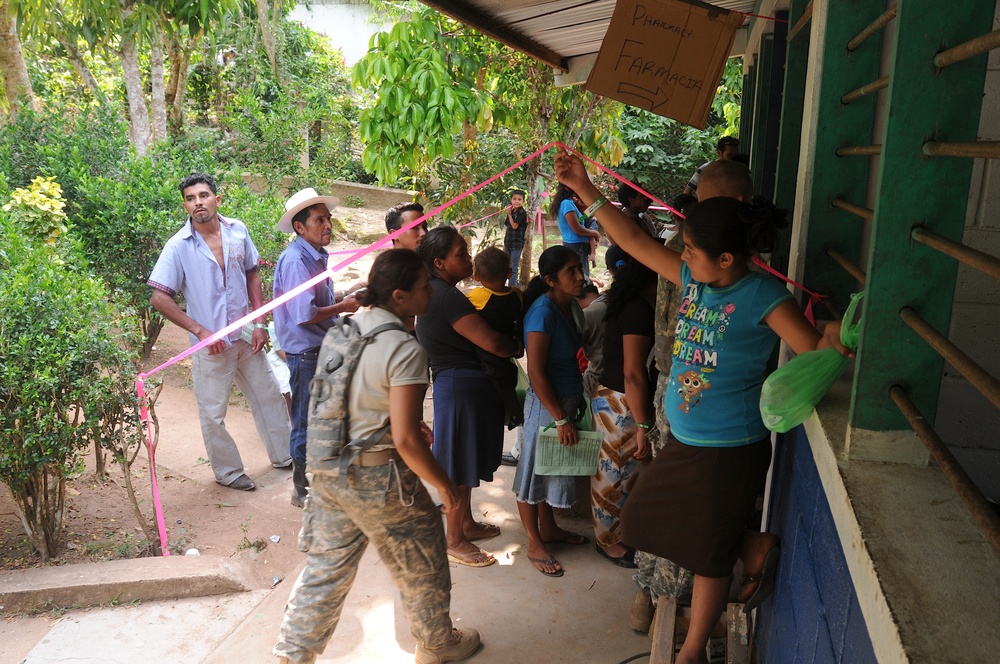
top-left (432, 367), bottom-right (504, 487)
top-left (511, 389), bottom-right (581, 508)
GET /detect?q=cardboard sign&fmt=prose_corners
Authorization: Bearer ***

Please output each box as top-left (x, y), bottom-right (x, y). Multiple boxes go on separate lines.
top-left (586, 0), bottom-right (743, 129)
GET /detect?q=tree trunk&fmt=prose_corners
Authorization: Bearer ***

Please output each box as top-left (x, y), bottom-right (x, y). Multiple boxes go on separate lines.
top-left (255, 0), bottom-right (278, 79)
top-left (120, 35), bottom-right (151, 156)
top-left (0, 0), bottom-right (39, 114)
top-left (166, 34), bottom-right (197, 134)
top-left (55, 34), bottom-right (110, 108)
top-left (11, 467), bottom-right (65, 562)
top-left (150, 27), bottom-right (167, 143)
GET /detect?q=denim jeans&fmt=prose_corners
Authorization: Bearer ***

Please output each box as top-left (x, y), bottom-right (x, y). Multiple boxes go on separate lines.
top-left (286, 350), bottom-right (319, 463)
top-left (506, 245), bottom-right (523, 286)
top-left (564, 241), bottom-right (592, 280)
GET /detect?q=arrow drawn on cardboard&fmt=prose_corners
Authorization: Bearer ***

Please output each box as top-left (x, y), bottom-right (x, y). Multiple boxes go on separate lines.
top-left (617, 82), bottom-right (670, 111)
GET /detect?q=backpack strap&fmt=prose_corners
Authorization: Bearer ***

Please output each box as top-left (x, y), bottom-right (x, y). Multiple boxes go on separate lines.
top-left (338, 320), bottom-right (407, 484)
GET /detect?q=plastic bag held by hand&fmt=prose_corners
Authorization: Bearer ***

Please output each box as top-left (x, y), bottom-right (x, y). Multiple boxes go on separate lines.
top-left (760, 293), bottom-right (864, 433)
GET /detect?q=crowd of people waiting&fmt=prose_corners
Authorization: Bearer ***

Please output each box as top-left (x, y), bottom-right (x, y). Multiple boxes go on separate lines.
top-left (148, 138), bottom-right (853, 664)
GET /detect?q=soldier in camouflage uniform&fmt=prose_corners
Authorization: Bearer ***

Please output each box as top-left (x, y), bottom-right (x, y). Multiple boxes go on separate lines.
top-left (274, 250), bottom-right (480, 664)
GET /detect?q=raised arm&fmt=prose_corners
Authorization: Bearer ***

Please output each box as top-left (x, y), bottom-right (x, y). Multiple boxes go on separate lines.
top-left (555, 149), bottom-right (682, 285)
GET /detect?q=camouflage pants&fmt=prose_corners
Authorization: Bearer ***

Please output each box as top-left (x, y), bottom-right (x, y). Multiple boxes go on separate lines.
top-left (633, 550), bottom-right (694, 605)
top-left (274, 461), bottom-right (453, 663)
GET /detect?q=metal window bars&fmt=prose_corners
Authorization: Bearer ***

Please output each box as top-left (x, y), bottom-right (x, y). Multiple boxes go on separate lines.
top-left (828, 20), bottom-right (1000, 554)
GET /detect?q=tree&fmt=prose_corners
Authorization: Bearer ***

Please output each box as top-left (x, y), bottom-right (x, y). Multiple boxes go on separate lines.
top-left (1, 182), bottom-right (141, 561)
top-left (0, 0), bottom-right (39, 116)
top-left (352, 7), bottom-right (625, 278)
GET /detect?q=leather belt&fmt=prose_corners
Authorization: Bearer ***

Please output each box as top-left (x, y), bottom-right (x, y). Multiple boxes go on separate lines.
top-left (351, 448), bottom-right (398, 467)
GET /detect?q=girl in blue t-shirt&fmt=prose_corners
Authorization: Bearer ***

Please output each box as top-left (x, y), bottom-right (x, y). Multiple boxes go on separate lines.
top-left (512, 245), bottom-right (592, 578)
top-left (555, 149), bottom-right (853, 664)
top-left (549, 184), bottom-right (601, 279)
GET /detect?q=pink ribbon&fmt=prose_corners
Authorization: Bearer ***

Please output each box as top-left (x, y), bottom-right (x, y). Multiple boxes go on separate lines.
top-left (136, 140), bottom-right (823, 555)
top-left (751, 257), bottom-right (828, 325)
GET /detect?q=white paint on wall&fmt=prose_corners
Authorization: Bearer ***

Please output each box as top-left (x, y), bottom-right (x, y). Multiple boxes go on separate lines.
top-left (287, 0), bottom-right (395, 65)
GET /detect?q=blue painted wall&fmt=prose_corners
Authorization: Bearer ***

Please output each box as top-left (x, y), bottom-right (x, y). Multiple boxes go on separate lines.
top-left (754, 426), bottom-right (877, 664)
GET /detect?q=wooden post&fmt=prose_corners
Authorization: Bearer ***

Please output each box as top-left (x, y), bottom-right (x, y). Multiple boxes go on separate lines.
top-left (649, 595), bottom-right (678, 664)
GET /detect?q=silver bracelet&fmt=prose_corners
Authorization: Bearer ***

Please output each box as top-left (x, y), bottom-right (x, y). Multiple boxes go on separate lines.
top-left (553, 417), bottom-right (571, 427)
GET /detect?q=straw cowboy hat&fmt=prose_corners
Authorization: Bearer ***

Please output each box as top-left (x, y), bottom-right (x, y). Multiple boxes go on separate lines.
top-left (278, 188), bottom-right (340, 233)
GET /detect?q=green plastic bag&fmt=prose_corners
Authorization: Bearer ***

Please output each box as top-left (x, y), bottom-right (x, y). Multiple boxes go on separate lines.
top-left (760, 292), bottom-right (864, 433)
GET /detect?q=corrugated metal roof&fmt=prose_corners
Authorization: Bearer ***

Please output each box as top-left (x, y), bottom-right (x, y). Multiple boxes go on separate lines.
top-left (421, 0), bottom-right (758, 72)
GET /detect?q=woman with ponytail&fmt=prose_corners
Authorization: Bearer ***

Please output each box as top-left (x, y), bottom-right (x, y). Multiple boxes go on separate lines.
top-left (513, 245), bottom-right (591, 577)
top-left (416, 226), bottom-right (518, 568)
top-left (275, 249), bottom-right (480, 664)
top-left (555, 149), bottom-right (853, 664)
top-left (549, 183), bottom-right (601, 280)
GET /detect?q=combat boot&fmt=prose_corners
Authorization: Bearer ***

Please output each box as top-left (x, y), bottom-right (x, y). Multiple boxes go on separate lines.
top-left (415, 627), bottom-right (481, 663)
top-left (291, 459), bottom-right (309, 508)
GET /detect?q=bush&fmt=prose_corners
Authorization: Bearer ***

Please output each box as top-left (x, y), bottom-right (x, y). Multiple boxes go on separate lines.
top-left (0, 211), bottom-right (140, 562)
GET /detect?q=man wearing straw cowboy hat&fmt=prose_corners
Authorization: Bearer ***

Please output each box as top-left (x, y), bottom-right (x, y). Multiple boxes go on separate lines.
top-left (148, 172), bottom-right (292, 492)
top-left (274, 188), bottom-right (364, 507)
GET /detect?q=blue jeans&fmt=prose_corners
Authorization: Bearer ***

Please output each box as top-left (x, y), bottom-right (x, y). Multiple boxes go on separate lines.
top-left (286, 350), bottom-right (319, 463)
top-left (506, 245), bottom-right (523, 286)
top-left (564, 241), bottom-right (591, 279)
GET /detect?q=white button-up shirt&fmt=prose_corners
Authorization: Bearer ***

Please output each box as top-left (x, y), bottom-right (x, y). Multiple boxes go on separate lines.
top-left (147, 215), bottom-right (260, 346)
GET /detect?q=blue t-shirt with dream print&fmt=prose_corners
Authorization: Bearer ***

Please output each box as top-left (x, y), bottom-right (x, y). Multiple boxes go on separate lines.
top-left (523, 293), bottom-right (584, 399)
top-left (664, 262), bottom-right (794, 447)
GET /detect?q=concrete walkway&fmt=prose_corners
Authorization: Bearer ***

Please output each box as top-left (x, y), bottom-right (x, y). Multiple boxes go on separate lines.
top-left (1, 465), bottom-right (655, 664)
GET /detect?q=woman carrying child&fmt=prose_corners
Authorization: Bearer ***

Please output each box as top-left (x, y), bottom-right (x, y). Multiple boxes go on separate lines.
top-left (589, 251), bottom-right (658, 568)
top-left (555, 149), bottom-right (852, 664)
top-left (512, 245), bottom-right (592, 577)
top-left (416, 227), bottom-right (519, 568)
top-left (274, 249), bottom-right (480, 664)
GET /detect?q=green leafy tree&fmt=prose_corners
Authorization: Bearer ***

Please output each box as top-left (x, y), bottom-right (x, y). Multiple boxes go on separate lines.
top-left (0, 206), bottom-right (142, 562)
top-left (352, 7), bottom-right (625, 278)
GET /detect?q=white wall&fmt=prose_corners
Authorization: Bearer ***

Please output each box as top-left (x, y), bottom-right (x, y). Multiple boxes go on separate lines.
top-left (936, 3), bottom-right (1000, 503)
top-left (287, 0), bottom-right (394, 65)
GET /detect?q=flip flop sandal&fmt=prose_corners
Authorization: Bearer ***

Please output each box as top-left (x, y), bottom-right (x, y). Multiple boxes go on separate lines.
top-left (542, 532), bottom-right (589, 546)
top-left (528, 556), bottom-right (564, 577)
top-left (741, 546), bottom-right (780, 614)
top-left (465, 523), bottom-right (501, 541)
top-left (447, 548), bottom-right (497, 568)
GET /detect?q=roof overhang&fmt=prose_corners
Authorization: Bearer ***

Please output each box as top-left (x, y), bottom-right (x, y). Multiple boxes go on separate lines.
top-left (420, 0), bottom-right (757, 81)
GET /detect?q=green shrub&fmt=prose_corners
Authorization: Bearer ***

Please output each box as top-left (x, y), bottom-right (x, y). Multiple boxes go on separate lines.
top-left (0, 212), bottom-right (140, 562)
